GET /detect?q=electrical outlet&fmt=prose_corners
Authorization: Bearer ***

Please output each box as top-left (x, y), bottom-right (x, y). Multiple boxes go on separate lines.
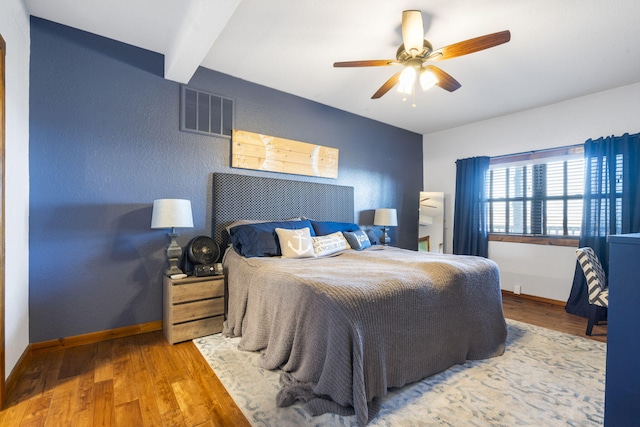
top-left (514, 285), bottom-right (522, 295)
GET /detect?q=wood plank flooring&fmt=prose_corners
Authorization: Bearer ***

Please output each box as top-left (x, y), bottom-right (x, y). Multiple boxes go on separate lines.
top-left (502, 293), bottom-right (607, 343)
top-left (1, 295), bottom-right (606, 426)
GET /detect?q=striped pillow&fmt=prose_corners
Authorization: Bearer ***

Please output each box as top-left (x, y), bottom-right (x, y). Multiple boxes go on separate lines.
top-left (575, 247), bottom-right (608, 307)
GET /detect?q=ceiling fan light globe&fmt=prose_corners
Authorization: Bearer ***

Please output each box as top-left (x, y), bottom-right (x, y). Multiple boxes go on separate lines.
top-left (399, 66), bottom-right (416, 87)
top-left (420, 69), bottom-right (438, 90)
top-left (397, 82), bottom-right (413, 95)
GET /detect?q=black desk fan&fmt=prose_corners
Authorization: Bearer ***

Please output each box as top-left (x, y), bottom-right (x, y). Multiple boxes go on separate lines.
top-left (181, 236), bottom-right (221, 277)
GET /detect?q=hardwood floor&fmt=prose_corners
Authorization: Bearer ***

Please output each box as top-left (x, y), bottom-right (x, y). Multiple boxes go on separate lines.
top-left (0, 332), bottom-right (250, 427)
top-left (502, 293), bottom-right (607, 343)
top-left (1, 295), bottom-right (606, 426)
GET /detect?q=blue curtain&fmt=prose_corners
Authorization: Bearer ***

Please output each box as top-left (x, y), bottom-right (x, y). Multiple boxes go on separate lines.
top-left (453, 156), bottom-right (490, 257)
top-left (566, 132), bottom-right (640, 317)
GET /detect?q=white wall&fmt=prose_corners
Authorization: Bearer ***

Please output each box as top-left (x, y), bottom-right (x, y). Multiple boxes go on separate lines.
top-left (423, 82), bottom-right (640, 301)
top-left (1, 0), bottom-right (30, 378)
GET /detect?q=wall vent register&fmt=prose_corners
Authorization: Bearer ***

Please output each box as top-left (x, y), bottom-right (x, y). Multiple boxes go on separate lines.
top-left (180, 85), bottom-right (233, 138)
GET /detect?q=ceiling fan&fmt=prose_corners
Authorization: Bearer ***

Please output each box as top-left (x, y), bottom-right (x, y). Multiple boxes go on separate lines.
top-left (333, 10), bottom-right (510, 102)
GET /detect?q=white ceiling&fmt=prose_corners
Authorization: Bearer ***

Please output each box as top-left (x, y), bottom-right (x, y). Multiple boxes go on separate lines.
top-left (25, 0), bottom-right (640, 135)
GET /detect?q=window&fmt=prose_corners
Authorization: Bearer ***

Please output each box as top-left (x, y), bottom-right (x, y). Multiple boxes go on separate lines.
top-left (487, 146), bottom-right (584, 241)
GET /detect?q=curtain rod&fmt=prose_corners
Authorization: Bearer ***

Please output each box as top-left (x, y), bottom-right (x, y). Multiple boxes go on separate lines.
top-left (490, 144), bottom-right (583, 164)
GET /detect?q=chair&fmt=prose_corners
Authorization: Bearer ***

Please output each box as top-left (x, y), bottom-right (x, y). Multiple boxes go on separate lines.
top-left (575, 247), bottom-right (609, 336)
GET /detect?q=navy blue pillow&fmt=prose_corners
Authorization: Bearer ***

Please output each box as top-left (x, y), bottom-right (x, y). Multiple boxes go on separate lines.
top-left (344, 229), bottom-right (372, 250)
top-left (230, 219), bottom-right (315, 257)
top-left (311, 221), bottom-right (360, 236)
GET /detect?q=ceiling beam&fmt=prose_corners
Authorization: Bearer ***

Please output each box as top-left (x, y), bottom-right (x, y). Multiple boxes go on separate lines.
top-left (164, 0), bottom-right (241, 84)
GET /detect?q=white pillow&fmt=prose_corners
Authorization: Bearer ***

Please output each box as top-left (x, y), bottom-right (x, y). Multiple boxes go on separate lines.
top-left (275, 227), bottom-right (315, 258)
top-left (312, 231), bottom-right (350, 257)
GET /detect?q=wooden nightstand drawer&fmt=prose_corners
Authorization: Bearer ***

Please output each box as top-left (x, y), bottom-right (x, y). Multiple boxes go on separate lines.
top-left (170, 315), bottom-right (225, 344)
top-left (173, 279), bottom-right (224, 303)
top-left (172, 297), bottom-right (224, 323)
top-left (163, 275), bottom-right (226, 344)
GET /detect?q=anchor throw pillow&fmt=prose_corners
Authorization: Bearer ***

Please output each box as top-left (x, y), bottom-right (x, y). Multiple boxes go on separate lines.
top-left (275, 227), bottom-right (316, 259)
top-left (312, 231), bottom-right (350, 257)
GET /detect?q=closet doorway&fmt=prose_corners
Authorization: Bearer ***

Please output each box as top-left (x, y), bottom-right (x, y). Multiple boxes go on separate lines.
top-left (418, 192), bottom-right (444, 253)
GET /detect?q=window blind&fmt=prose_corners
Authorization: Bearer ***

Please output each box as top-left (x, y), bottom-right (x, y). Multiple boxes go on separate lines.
top-left (487, 148), bottom-right (584, 237)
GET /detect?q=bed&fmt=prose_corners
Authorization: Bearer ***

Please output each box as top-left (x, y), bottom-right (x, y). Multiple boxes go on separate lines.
top-left (213, 173), bottom-right (507, 426)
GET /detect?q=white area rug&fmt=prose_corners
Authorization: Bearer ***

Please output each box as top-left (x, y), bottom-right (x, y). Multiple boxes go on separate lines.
top-left (194, 319), bottom-right (605, 426)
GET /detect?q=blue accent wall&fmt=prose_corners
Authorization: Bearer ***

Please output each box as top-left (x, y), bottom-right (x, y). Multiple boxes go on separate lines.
top-left (29, 17), bottom-right (423, 342)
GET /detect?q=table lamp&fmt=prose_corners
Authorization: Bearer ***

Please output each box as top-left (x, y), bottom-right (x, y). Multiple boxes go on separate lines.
top-left (151, 199), bottom-right (194, 276)
top-left (374, 208), bottom-right (398, 245)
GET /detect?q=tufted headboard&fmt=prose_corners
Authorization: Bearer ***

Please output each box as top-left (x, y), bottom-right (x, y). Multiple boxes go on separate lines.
top-left (212, 173), bottom-right (354, 249)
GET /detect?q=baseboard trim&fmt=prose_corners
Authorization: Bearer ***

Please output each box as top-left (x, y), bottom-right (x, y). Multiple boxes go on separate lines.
top-left (29, 320), bottom-right (163, 353)
top-left (501, 290), bottom-right (565, 307)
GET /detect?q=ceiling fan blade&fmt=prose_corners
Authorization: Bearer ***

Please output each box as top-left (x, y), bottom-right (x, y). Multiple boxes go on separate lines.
top-left (333, 60), bottom-right (396, 67)
top-left (372, 71), bottom-right (402, 99)
top-left (428, 30), bottom-right (511, 61)
top-left (425, 65), bottom-right (461, 92)
top-left (402, 10), bottom-right (424, 54)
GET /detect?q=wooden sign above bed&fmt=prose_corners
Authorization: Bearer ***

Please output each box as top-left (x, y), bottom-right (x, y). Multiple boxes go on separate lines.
top-left (231, 129), bottom-right (339, 179)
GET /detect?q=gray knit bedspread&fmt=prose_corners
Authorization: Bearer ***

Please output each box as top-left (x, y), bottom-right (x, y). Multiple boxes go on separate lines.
top-left (222, 246), bottom-right (507, 426)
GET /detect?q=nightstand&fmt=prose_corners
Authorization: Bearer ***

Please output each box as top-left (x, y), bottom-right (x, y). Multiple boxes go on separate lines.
top-left (163, 275), bottom-right (225, 344)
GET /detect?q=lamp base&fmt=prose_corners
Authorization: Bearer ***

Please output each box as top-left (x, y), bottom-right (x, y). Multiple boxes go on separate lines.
top-left (380, 226), bottom-right (390, 245)
top-left (165, 232), bottom-right (185, 276)
top-left (165, 257), bottom-right (184, 277)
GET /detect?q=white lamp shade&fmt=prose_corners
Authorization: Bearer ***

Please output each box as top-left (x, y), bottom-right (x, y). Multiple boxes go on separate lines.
top-left (151, 199), bottom-right (194, 229)
top-left (374, 208), bottom-right (398, 227)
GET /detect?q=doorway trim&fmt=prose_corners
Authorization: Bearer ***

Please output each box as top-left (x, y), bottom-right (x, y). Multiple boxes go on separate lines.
top-left (0, 33), bottom-right (7, 408)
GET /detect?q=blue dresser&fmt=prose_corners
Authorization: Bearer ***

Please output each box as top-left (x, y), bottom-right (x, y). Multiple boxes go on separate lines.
top-left (605, 233), bottom-right (640, 426)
